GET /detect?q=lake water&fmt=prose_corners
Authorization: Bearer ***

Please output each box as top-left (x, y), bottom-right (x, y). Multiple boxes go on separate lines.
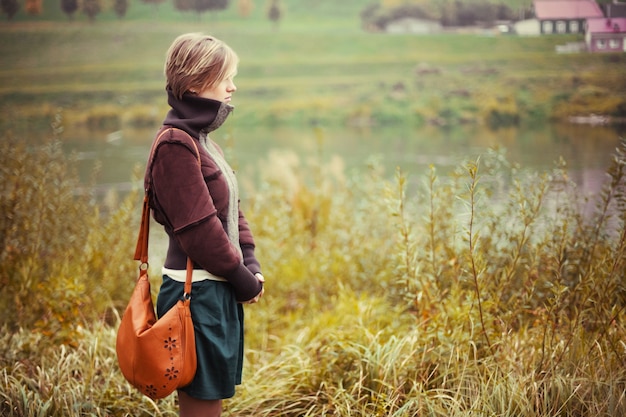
top-left (59, 121), bottom-right (623, 201)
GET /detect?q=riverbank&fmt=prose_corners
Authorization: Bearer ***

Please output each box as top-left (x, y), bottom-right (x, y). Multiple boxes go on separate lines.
top-left (1, 18), bottom-right (625, 138)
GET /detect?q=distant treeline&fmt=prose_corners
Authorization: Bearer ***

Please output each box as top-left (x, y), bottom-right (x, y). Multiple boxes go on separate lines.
top-left (361, 0), bottom-right (615, 31)
top-left (0, 0), bottom-right (617, 24)
top-left (0, 0), bottom-right (278, 22)
top-left (362, 1), bottom-right (523, 30)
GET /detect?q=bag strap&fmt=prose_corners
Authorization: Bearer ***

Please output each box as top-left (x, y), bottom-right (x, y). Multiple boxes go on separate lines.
top-left (133, 127), bottom-right (202, 298)
top-left (144, 127), bottom-right (202, 194)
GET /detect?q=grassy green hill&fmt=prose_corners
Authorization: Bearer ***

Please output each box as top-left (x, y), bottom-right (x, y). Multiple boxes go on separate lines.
top-left (1, 0), bottom-right (624, 135)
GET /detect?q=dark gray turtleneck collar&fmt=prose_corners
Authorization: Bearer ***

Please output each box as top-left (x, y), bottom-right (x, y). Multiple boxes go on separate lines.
top-left (162, 88), bottom-right (234, 138)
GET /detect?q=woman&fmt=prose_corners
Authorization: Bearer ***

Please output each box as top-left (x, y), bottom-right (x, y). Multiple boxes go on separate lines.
top-left (145, 33), bottom-right (265, 417)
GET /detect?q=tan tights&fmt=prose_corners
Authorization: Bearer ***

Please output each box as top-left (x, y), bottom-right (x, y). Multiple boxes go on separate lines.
top-left (178, 391), bottom-right (222, 417)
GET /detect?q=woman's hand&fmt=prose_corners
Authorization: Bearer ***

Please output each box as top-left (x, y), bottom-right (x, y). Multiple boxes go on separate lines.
top-left (244, 273), bottom-right (265, 304)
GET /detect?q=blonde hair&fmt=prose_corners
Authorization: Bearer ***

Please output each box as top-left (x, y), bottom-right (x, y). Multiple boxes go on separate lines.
top-left (164, 33), bottom-right (239, 99)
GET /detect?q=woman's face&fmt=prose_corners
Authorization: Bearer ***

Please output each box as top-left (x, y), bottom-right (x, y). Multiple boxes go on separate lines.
top-left (196, 72), bottom-right (237, 103)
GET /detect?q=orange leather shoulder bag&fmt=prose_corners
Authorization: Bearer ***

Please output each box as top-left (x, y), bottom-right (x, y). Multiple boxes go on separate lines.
top-left (116, 128), bottom-right (199, 400)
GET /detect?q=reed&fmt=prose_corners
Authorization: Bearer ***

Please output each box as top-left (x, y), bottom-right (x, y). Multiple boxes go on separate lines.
top-left (0, 131), bottom-right (624, 415)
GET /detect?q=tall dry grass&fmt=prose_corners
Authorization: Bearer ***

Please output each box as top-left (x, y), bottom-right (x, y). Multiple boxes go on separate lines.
top-left (0, 132), bottom-right (624, 416)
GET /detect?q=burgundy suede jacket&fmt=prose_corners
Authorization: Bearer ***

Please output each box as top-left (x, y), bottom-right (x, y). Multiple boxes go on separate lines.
top-left (144, 90), bottom-right (262, 302)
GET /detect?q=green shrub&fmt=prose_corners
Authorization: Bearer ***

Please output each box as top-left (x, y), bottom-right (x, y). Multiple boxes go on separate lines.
top-left (84, 106), bottom-right (122, 131)
top-left (122, 105), bottom-right (162, 128)
top-left (480, 95), bottom-right (520, 129)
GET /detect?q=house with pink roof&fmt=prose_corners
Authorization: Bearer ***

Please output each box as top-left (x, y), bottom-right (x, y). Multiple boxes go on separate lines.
top-left (533, 0), bottom-right (604, 34)
top-left (585, 17), bottom-right (626, 52)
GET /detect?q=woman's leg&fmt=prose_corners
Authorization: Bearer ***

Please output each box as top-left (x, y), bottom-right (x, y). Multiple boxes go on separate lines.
top-left (178, 391), bottom-right (222, 417)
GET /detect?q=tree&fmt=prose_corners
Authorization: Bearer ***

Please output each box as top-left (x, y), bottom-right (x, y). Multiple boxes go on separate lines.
top-left (173, 0), bottom-right (191, 13)
top-left (360, 2), bottom-right (432, 31)
top-left (238, 0), bottom-right (253, 17)
top-left (267, 0), bottom-right (281, 29)
top-left (496, 4), bottom-right (515, 21)
top-left (439, 1), bottom-right (459, 26)
top-left (82, 0), bottom-right (101, 22)
top-left (25, 0), bottom-right (42, 15)
top-left (472, 1), bottom-right (497, 27)
top-left (207, 0), bottom-right (229, 15)
top-left (189, 0), bottom-right (229, 19)
top-left (114, 0), bottom-right (128, 18)
top-left (1, 0), bottom-right (19, 20)
top-left (61, 0), bottom-right (78, 20)
top-left (444, 0), bottom-right (505, 27)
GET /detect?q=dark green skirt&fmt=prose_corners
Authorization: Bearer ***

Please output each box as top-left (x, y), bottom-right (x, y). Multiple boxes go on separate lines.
top-left (156, 275), bottom-right (244, 400)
